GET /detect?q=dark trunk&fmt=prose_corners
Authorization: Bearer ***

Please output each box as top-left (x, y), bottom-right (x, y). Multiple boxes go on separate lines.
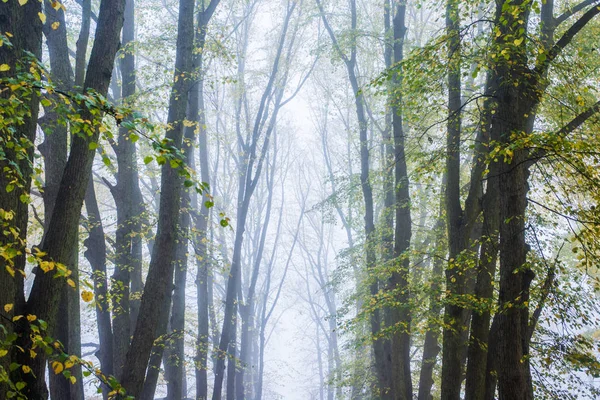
top-left (390, 3), bottom-right (412, 399)
top-left (464, 95), bottom-right (500, 400)
top-left (111, 0), bottom-right (145, 378)
top-left (119, 0), bottom-right (195, 395)
top-left (417, 205), bottom-right (445, 400)
top-left (84, 179), bottom-right (114, 391)
top-left (11, 0), bottom-right (125, 397)
top-left (40, 4), bottom-right (83, 398)
top-left (440, 0), bottom-right (469, 397)
top-left (140, 288), bottom-right (172, 400)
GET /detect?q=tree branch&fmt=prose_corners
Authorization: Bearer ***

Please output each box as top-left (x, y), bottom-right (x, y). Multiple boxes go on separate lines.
top-left (555, 0), bottom-right (600, 25)
top-left (536, 3), bottom-right (600, 76)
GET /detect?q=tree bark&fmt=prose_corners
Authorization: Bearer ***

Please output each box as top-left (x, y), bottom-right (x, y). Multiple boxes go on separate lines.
top-left (119, 0), bottom-right (195, 395)
top-left (11, 0), bottom-right (125, 397)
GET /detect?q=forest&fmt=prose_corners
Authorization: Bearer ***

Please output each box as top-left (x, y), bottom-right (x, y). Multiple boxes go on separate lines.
top-left (1, 0), bottom-right (600, 399)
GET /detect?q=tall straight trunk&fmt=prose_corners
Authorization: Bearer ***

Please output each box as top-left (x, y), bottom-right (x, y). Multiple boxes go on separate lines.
top-left (417, 216), bottom-right (444, 400)
top-left (390, 3), bottom-right (412, 399)
top-left (226, 305), bottom-right (237, 400)
top-left (76, 0), bottom-right (113, 393)
top-left (486, 2), bottom-right (534, 399)
top-left (40, 4), bottom-right (84, 398)
top-left (195, 82), bottom-right (212, 399)
top-left (111, 0), bottom-right (145, 377)
top-left (440, 0), bottom-right (469, 398)
top-left (165, 207), bottom-right (189, 400)
top-left (11, 0), bottom-right (125, 397)
top-left (380, 1), bottom-right (395, 392)
top-left (464, 85), bottom-right (499, 400)
top-left (84, 180), bottom-right (114, 393)
top-left (140, 286), bottom-right (172, 399)
top-left (0, 2), bottom-right (41, 391)
top-left (74, 0), bottom-right (91, 87)
top-left (119, 0), bottom-right (195, 396)
top-left (187, 3), bottom-right (220, 398)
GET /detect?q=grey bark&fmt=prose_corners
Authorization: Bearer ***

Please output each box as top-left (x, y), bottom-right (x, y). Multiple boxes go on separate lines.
top-left (119, 0), bottom-right (196, 395)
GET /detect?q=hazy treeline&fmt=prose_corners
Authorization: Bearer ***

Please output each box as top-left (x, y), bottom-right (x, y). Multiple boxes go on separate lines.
top-left (1, 0), bottom-right (600, 399)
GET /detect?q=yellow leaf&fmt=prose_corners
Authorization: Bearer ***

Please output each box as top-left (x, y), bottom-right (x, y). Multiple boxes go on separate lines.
top-left (38, 12), bottom-right (46, 24)
top-left (0, 64), bottom-right (10, 72)
top-left (513, 37), bottom-right (524, 46)
top-left (29, 349), bottom-right (37, 359)
top-left (39, 261), bottom-right (54, 273)
top-left (81, 291), bottom-right (94, 302)
top-left (52, 361), bottom-right (63, 374)
top-left (51, 21), bottom-right (60, 30)
top-left (18, 0), bottom-right (27, 5)
top-left (5, 265), bottom-right (15, 277)
top-left (0, 350), bottom-right (8, 358)
top-left (4, 303), bottom-right (13, 313)
top-left (12, 315), bottom-right (24, 322)
top-left (67, 279), bottom-right (76, 288)
top-left (51, 1), bottom-right (65, 11)
top-left (64, 360), bottom-right (74, 369)
top-left (69, 376), bottom-right (76, 384)
top-left (26, 314), bottom-right (36, 322)
top-left (22, 365), bottom-right (31, 374)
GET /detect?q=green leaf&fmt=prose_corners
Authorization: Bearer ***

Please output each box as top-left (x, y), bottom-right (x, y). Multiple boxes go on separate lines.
top-left (88, 142), bottom-right (98, 150)
top-left (220, 219), bottom-right (228, 227)
top-left (102, 157), bottom-right (111, 167)
top-left (205, 201), bottom-right (214, 208)
top-left (184, 179), bottom-right (194, 188)
top-left (143, 155), bottom-right (153, 165)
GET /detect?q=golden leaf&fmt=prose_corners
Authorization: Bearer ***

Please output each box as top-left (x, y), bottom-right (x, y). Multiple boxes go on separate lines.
top-left (81, 291), bottom-right (94, 302)
top-left (22, 365), bottom-right (31, 374)
top-left (0, 64), bottom-right (10, 72)
top-left (39, 261), bottom-right (54, 273)
top-left (52, 361), bottom-right (63, 374)
top-left (4, 303), bottom-right (13, 313)
top-left (38, 12), bottom-right (46, 24)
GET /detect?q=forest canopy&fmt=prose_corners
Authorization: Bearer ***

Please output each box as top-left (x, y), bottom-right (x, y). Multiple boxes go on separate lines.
top-left (1, 0), bottom-right (600, 399)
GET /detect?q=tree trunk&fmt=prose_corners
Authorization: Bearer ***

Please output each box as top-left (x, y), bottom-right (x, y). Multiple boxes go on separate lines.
top-left (119, 0), bottom-right (195, 395)
top-left (11, 0), bottom-right (125, 397)
top-left (390, 3), bottom-right (412, 399)
top-left (84, 179), bottom-right (114, 394)
top-left (111, 0), bottom-right (145, 378)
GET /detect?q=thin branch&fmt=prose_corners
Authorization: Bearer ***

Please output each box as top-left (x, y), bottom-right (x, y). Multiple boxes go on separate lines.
top-left (555, 0), bottom-right (600, 25)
